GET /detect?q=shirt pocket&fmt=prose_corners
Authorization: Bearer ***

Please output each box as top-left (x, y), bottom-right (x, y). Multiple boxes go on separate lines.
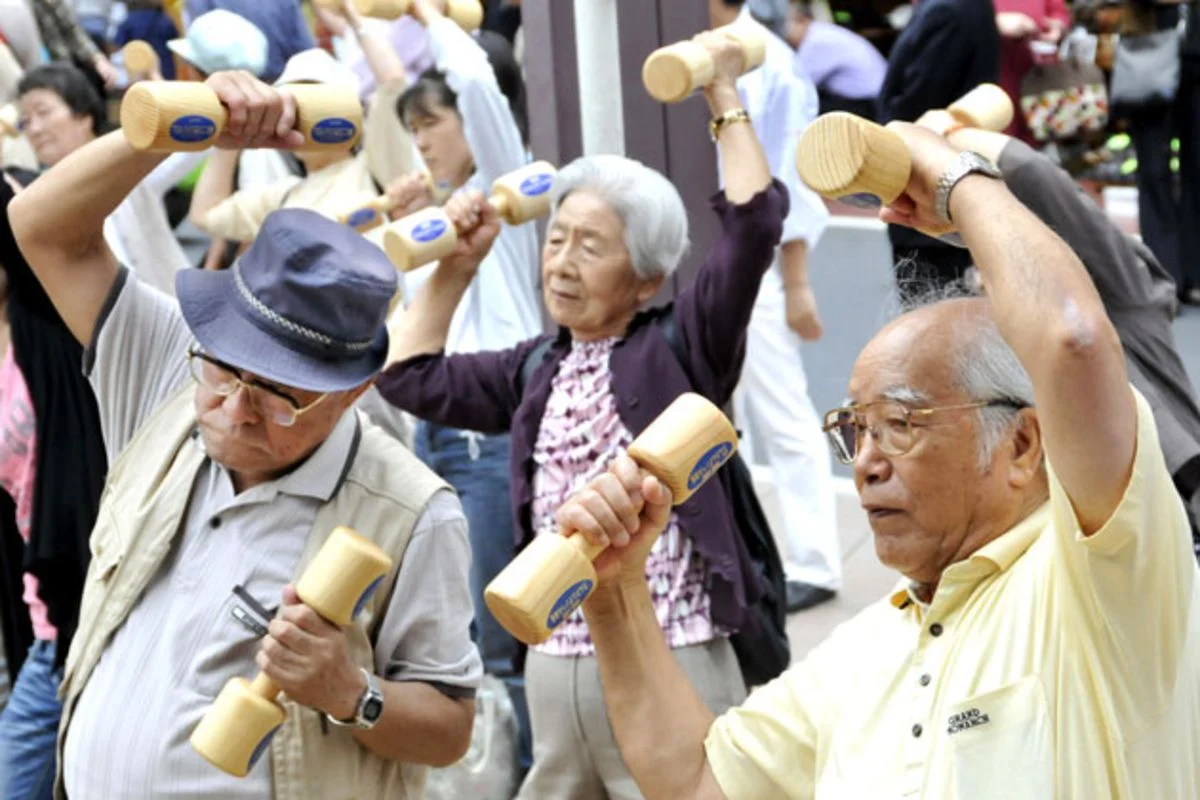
top-left (948, 674), bottom-right (1055, 800)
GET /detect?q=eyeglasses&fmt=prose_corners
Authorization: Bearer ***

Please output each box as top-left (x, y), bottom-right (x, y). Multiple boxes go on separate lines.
top-left (187, 349), bottom-right (327, 428)
top-left (821, 398), bottom-right (1028, 465)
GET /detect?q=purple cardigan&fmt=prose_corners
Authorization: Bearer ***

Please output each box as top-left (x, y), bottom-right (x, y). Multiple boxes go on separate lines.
top-left (375, 181), bottom-right (788, 632)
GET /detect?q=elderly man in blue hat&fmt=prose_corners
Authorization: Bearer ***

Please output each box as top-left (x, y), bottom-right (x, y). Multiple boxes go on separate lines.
top-left (9, 69), bottom-right (480, 799)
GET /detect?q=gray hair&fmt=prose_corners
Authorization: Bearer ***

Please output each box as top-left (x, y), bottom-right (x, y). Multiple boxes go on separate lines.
top-left (898, 280), bottom-right (1036, 470)
top-left (548, 154), bottom-right (690, 281)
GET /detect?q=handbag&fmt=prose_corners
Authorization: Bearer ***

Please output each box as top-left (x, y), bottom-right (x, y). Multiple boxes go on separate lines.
top-left (1110, 27), bottom-right (1182, 108)
top-left (424, 675), bottom-right (521, 800)
top-left (1020, 53), bottom-right (1110, 142)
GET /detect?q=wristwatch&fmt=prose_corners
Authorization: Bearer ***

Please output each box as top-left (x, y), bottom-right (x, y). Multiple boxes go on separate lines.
top-left (326, 668), bottom-right (384, 731)
top-left (934, 150), bottom-right (1002, 225)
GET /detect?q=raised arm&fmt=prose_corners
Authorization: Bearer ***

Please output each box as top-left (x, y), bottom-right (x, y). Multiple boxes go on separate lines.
top-left (410, 0), bottom-right (526, 186)
top-left (674, 31), bottom-right (784, 402)
top-left (882, 124), bottom-right (1134, 533)
top-left (10, 71), bottom-right (304, 345)
top-left (948, 128), bottom-right (1161, 310)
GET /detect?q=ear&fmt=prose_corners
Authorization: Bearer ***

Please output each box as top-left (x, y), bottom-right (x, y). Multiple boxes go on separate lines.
top-left (1006, 408), bottom-right (1044, 489)
top-left (636, 275), bottom-right (665, 305)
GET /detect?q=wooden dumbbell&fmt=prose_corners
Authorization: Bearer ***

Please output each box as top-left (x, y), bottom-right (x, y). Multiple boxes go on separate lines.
top-left (382, 160), bottom-right (556, 271)
top-left (338, 172), bottom-right (433, 233)
top-left (189, 526), bottom-right (392, 777)
top-left (0, 104), bottom-right (18, 139)
top-left (795, 83), bottom-right (1012, 208)
top-left (122, 40), bottom-right (160, 80)
top-left (315, 0), bottom-right (483, 31)
top-left (642, 22), bottom-right (766, 104)
top-left (120, 82), bottom-right (362, 152)
top-left (484, 393), bottom-right (738, 645)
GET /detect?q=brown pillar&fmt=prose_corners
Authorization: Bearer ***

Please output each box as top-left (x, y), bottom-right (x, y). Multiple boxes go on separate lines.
top-left (523, 0), bottom-right (719, 298)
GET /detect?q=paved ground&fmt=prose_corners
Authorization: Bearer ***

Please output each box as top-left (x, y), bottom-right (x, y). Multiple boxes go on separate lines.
top-left (783, 220), bottom-right (1200, 661)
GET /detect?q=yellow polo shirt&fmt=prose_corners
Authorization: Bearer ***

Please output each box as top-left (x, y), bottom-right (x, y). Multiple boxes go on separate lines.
top-left (706, 388), bottom-right (1200, 799)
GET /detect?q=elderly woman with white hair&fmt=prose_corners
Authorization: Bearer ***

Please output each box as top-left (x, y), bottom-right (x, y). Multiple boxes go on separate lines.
top-left (376, 35), bottom-right (786, 799)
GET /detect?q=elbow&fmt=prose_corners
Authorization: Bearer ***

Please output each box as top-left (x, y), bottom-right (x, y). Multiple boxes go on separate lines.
top-left (8, 189), bottom-right (44, 250)
top-left (428, 698), bottom-right (475, 767)
top-left (1046, 310), bottom-right (1123, 366)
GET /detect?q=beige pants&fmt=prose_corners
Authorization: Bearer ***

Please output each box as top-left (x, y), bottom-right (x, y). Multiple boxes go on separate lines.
top-left (517, 637), bottom-right (746, 800)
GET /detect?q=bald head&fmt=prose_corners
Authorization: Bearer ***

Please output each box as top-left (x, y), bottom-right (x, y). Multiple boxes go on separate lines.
top-left (844, 296), bottom-right (1045, 589)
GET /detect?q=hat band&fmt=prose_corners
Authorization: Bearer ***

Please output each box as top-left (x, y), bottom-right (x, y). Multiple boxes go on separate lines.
top-left (233, 261), bottom-right (375, 354)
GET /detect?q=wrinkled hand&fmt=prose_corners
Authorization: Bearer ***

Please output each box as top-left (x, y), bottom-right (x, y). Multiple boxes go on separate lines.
top-left (258, 585), bottom-right (365, 720)
top-left (786, 283), bottom-right (824, 341)
top-left (385, 172), bottom-right (434, 220)
top-left (440, 190), bottom-right (501, 274)
top-left (877, 121), bottom-right (965, 236)
top-left (204, 71), bottom-right (305, 150)
top-left (695, 28), bottom-right (750, 92)
top-left (93, 55), bottom-right (119, 89)
top-left (996, 11), bottom-right (1039, 38)
top-left (559, 453), bottom-right (673, 593)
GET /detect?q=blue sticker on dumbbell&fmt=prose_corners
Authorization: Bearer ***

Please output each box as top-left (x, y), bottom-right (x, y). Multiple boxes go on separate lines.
top-left (518, 173), bottom-right (553, 197)
top-left (835, 193), bottom-right (882, 209)
top-left (687, 442), bottom-right (734, 492)
top-left (411, 218), bottom-right (447, 243)
top-left (546, 579), bottom-right (594, 629)
top-left (346, 208), bottom-right (378, 229)
top-left (352, 575), bottom-right (384, 620)
top-left (247, 724), bottom-right (281, 772)
top-left (310, 117), bottom-right (357, 145)
top-left (169, 115), bottom-right (217, 143)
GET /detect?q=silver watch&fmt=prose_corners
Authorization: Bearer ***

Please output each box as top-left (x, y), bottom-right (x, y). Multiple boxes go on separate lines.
top-left (934, 150), bottom-right (1002, 225)
top-left (326, 668), bottom-right (384, 731)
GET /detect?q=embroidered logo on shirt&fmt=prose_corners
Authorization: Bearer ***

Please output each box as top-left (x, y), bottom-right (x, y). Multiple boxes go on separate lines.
top-left (947, 708), bottom-right (991, 735)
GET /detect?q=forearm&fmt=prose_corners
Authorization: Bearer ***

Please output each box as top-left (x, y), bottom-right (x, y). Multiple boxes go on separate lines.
top-left (351, 681), bottom-right (473, 766)
top-left (710, 85), bottom-right (771, 204)
top-left (350, 23), bottom-right (407, 87)
top-left (781, 239), bottom-right (810, 289)
top-left (188, 149), bottom-right (239, 230)
top-left (584, 583), bottom-right (721, 800)
top-left (951, 177), bottom-right (1110, 361)
top-left (11, 130), bottom-right (164, 249)
top-left (391, 264), bottom-right (473, 361)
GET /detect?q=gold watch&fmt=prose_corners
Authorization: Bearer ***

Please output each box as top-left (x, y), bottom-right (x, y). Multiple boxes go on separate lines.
top-left (710, 108), bottom-right (751, 142)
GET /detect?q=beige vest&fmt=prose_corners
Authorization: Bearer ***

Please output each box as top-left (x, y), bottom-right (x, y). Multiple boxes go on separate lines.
top-left (55, 387), bottom-right (448, 799)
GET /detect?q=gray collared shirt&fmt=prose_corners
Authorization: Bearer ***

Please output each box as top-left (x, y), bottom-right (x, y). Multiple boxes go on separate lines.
top-left (64, 271), bottom-right (482, 799)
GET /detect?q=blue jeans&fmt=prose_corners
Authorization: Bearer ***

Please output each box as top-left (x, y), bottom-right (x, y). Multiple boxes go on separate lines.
top-left (0, 640), bottom-right (63, 800)
top-left (414, 422), bottom-right (532, 772)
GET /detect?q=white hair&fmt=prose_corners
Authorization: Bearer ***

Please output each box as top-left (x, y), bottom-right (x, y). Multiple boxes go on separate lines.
top-left (548, 155), bottom-right (690, 281)
top-left (898, 281), bottom-right (1036, 469)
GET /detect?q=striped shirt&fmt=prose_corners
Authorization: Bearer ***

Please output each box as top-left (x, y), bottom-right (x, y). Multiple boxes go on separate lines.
top-left (530, 337), bottom-right (718, 657)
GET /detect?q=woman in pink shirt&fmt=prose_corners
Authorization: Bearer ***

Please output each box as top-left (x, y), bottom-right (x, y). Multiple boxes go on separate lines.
top-left (995, 0), bottom-right (1073, 144)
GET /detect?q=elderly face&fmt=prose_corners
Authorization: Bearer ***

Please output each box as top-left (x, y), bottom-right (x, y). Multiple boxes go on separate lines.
top-left (845, 302), bottom-right (1042, 586)
top-left (189, 352), bottom-right (367, 490)
top-left (19, 89), bottom-right (94, 167)
top-left (542, 190), bottom-right (662, 341)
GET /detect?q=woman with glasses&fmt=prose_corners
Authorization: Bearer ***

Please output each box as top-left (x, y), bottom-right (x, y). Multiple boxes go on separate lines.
top-left (376, 30), bottom-right (786, 799)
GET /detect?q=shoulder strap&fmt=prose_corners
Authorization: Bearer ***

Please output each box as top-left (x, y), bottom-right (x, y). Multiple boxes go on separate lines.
top-left (658, 309), bottom-right (692, 385)
top-left (518, 336), bottom-right (556, 398)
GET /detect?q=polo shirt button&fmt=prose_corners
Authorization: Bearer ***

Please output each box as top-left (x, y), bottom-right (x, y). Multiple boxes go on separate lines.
top-left (912, 724), bottom-right (923, 738)
top-left (210, 517), bottom-right (221, 529)
top-left (929, 623), bottom-right (943, 637)
top-left (919, 673), bottom-right (931, 687)
top-left (629, 396), bottom-right (639, 407)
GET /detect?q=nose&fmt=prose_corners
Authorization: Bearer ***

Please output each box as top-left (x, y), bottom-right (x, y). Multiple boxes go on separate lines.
top-left (853, 430), bottom-right (892, 488)
top-left (222, 385), bottom-right (262, 426)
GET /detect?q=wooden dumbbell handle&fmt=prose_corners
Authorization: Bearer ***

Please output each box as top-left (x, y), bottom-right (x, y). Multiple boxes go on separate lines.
top-left (642, 23), bottom-right (766, 104)
top-left (249, 672), bottom-right (280, 701)
top-left (122, 40), bottom-right (160, 76)
top-left (121, 81), bottom-right (361, 153)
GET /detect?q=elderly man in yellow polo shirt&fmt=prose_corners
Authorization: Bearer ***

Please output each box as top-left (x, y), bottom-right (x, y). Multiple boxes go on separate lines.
top-left (553, 120), bottom-right (1200, 800)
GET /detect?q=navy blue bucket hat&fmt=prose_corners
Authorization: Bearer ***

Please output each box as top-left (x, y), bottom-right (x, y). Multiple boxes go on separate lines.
top-left (176, 208), bottom-right (398, 393)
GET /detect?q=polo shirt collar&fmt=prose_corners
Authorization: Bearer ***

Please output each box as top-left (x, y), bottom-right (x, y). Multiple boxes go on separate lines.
top-left (888, 501), bottom-right (1052, 610)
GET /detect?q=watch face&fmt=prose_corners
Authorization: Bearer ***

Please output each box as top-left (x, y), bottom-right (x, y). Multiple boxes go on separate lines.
top-left (362, 696), bottom-right (384, 723)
